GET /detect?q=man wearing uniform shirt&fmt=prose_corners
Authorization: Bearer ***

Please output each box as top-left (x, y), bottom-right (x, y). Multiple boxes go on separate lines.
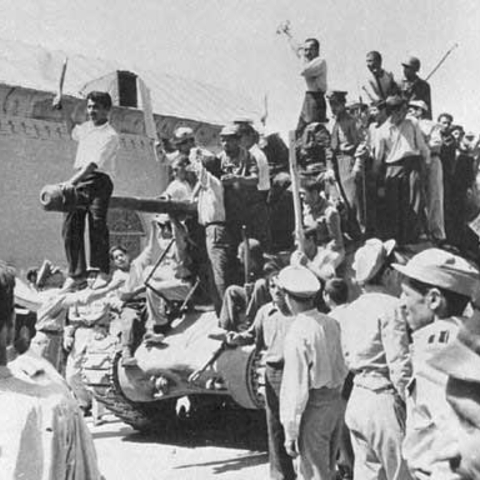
top-left (226, 270), bottom-right (295, 480)
top-left (374, 95), bottom-right (430, 245)
top-left (363, 51), bottom-right (399, 102)
top-left (408, 100), bottom-right (446, 243)
top-left (279, 265), bottom-right (347, 480)
top-left (326, 90), bottom-right (364, 233)
top-left (0, 261), bottom-right (103, 480)
top-left (393, 248), bottom-right (480, 479)
top-left (290, 37), bottom-right (327, 135)
top-left (57, 91), bottom-right (120, 290)
top-left (219, 124), bottom-right (264, 250)
top-left (400, 57), bottom-right (432, 119)
top-left (341, 239), bottom-right (412, 480)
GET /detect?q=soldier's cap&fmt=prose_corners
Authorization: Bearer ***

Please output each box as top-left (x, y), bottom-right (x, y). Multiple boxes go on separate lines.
top-left (385, 95), bottom-right (406, 108)
top-left (173, 127), bottom-right (195, 144)
top-left (232, 116), bottom-right (254, 125)
top-left (427, 322), bottom-right (480, 383)
top-left (277, 265), bottom-right (321, 299)
top-left (401, 56), bottom-right (421, 72)
top-left (220, 123), bottom-right (241, 137)
top-left (153, 213), bottom-right (171, 226)
top-left (408, 99), bottom-right (429, 113)
top-left (392, 248), bottom-right (480, 298)
top-left (353, 238), bottom-right (396, 284)
top-left (326, 90), bottom-right (348, 102)
top-left (466, 131), bottom-right (476, 140)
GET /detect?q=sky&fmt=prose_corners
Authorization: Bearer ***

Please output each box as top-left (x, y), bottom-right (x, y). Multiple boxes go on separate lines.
top-left (0, 0), bottom-right (479, 136)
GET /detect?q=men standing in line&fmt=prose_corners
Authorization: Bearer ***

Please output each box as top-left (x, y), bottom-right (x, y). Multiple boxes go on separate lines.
top-left (363, 51), bottom-right (399, 102)
top-left (342, 239), bottom-right (412, 480)
top-left (374, 95), bottom-right (430, 245)
top-left (279, 265), bottom-right (347, 480)
top-left (393, 249), bottom-right (480, 479)
top-left (55, 91), bottom-right (119, 290)
top-left (408, 100), bottom-right (446, 243)
top-left (293, 38), bottom-right (328, 134)
top-left (400, 57), bottom-right (432, 119)
top-left (327, 90), bottom-right (364, 234)
top-left (226, 270), bottom-right (295, 480)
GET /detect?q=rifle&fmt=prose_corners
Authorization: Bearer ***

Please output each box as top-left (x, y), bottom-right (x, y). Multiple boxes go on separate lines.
top-left (144, 237), bottom-right (175, 297)
top-left (426, 44), bottom-right (459, 81)
top-left (188, 341), bottom-right (227, 383)
top-left (289, 131), bottom-right (305, 252)
top-left (241, 225), bottom-right (253, 302)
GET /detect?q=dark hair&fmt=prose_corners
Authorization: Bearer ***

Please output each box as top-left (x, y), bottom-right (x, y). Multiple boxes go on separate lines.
top-left (109, 245), bottom-right (127, 260)
top-left (437, 112), bottom-right (453, 123)
top-left (302, 177), bottom-right (323, 193)
top-left (305, 38), bottom-right (320, 50)
top-left (0, 261), bottom-right (15, 330)
top-left (405, 277), bottom-right (470, 317)
top-left (26, 267), bottom-right (38, 285)
top-left (450, 124), bottom-right (465, 135)
top-left (324, 277), bottom-right (349, 305)
top-left (86, 91), bottom-right (113, 110)
top-left (367, 51), bottom-right (382, 63)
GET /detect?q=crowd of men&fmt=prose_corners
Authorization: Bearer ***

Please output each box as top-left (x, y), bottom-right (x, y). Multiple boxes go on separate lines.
top-left (2, 33), bottom-right (480, 480)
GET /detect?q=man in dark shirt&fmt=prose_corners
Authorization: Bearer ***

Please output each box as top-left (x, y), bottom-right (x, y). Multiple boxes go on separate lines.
top-left (400, 57), bottom-right (432, 119)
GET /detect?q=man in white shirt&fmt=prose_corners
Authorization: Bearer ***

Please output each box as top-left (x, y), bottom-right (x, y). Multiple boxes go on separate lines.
top-left (279, 265), bottom-right (347, 480)
top-left (295, 38), bottom-right (328, 135)
top-left (363, 51), bottom-right (399, 102)
top-left (56, 91), bottom-right (120, 289)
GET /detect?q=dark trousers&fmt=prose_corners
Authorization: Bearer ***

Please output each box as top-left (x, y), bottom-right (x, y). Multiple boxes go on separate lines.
top-left (384, 156), bottom-right (422, 245)
top-left (62, 172), bottom-right (113, 278)
top-left (265, 366), bottom-right (296, 480)
top-left (205, 223), bottom-right (231, 316)
top-left (296, 91), bottom-right (327, 137)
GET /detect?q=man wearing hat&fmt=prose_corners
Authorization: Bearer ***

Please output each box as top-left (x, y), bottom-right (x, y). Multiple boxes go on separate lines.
top-left (408, 100), bottom-right (446, 243)
top-left (393, 248), bottom-right (480, 479)
top-left (326, 90), bottom-right (365, 235)
top-left (279, 265), bottom-right (347, 480)
top-left (374, 95), bottom-right (430, 244)
top-left (400, 56), bottom-right (432, 119)
top-left (363, 51), bottom-right (399, 102)
top-left (219, 124), bottom-right (265, 250)
top-left (339, 239), bottom-right (412, 480)
top-left (169, 126), bottom-right (216, 165)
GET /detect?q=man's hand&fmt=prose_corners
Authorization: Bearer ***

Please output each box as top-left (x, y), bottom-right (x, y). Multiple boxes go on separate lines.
top-left (225, 332), bottom-right (241, 347)
top-left (285, 439), bottom-right (299, 458)
top-left (63, 335), bottom-right (74, 352)
top-left (52, 93), bottom-right (63, 110)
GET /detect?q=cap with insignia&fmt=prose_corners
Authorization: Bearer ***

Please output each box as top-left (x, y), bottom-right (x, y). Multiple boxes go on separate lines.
top-left (353, 238), bottom-right (396, 284)
top-left (401, 56), bottom-right (421, 72)
top-left (393, 248), bottom-right (480, 298)
top-left (220, 123), bottom-right (241, 137)
top-left (173, 127), bottom-right (195, 144)
top-left (326, 90), bottom-right (348, 103)
top-left (277, 265), bottom-right (320, 299)
top-left (408, 99), bottom-right (429, 113)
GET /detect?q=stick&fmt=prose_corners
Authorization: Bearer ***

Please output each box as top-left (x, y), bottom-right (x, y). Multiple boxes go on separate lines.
top-left (241, 225), bottom-right (251, 286)
top-left (188, 341), bottom-right (227, 383)
top-left (52, 57), bottom-right (68, 110)
top-left (425, 44), bottom-right (459, 81)
top-left (144, 238), bottom-right (175, 289)
top-left (288, 131), bottom-right (305, 252)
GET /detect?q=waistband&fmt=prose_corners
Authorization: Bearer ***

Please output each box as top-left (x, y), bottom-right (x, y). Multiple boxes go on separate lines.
top-left (266, 361), bottom-right (284, 370)
top-left (37, 329), bottom-right (63, 335)
top-left (205, 221), bottom-right (226, 228)
top-left (306, 90), bottom-right (325, 96)
top-left (309, 386), bottom-right (342, 401)
top-left (386, 155), bottom-right (422, 166)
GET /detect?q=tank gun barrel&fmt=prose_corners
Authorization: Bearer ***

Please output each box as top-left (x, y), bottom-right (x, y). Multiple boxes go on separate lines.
top-left (109, 196), bottom-right (197, 216)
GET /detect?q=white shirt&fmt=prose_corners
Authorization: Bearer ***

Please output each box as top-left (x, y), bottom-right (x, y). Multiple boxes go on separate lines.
top-left (249, 144), bottom-right (270, 191)
top-left (300, 57), bottom-right (327, 93)
top-left (163, 179), bottom-right (193, 201)
top-left (280, 309), bottom-right (347, 441)
top-left (72, 121), bottom-right (119, 175)
top-left (196, 163), bottom-right (226, 225)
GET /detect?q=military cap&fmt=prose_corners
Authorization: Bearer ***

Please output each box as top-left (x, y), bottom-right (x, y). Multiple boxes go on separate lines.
top-left (408, 99), bottom-right (429, 113)
top-left (326, 90), bottom-right (348, 102)
top-left (353, 238), bottom-right (396, 284)
top-left (153, 213), bottom-right (171, 226)
top-left (277, 265), bottom-right (320, 299)
top-left (232, 116), bottom-right (254, 125)
top-left (401, 56), bottom-right (421, 72)
top-left (173, 127), bottom-right (195, 144)
top-left (220, 123), bottom-right (241, 137)
top-left (393, 248), bottom-right (480, 298)
top-left (385, 95), bottom-right (406, 108)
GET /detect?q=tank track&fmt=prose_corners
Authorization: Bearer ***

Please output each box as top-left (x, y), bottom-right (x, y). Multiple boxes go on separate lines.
top-left (82, 336), bottom-right (173, 432)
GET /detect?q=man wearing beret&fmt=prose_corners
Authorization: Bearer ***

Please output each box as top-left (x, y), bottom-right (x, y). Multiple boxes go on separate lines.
top-left (393, 248), bottom-right (480, 479)
top-left (279, 265), bottom-right (347, 479)
top-left (400, 57), bottom-right (432, 119)
top-left (374, 95), bottom-right (430, 245)
top-left (340, 239), bottom-right (412, 480)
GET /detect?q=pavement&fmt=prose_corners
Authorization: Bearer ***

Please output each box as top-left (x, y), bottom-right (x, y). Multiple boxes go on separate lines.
top-left (87, 408), bottom-right (269, 480)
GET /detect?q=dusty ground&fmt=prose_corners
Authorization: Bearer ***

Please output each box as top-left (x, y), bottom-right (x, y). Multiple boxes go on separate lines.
top-left (88, 406), bottom-right (270, 480)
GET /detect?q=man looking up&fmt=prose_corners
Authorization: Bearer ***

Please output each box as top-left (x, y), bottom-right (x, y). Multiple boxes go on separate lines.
top-left (55, 91), bottom-right (119, 290)
top-left (363, 51), bottom-right (399, 102)
top-left (400, 57), bottom-right (432, 119)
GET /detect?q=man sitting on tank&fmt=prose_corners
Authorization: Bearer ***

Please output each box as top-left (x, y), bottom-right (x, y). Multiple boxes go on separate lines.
top-left (218, 238), bottom-right (274, 332)
top-left (113, 216), bottom-right (192, 367)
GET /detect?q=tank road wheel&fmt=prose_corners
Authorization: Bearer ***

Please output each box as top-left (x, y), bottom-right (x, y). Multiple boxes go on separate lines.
top-left (82, 335), bottom-right (175, 433)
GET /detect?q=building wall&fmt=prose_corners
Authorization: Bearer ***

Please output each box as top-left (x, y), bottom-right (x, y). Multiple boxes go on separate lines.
top-left (0, 84), bottom-right (221, 274)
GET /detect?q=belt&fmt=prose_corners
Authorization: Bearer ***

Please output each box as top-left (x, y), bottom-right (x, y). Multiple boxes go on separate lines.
top-left (38, 329), bottom-right (63, 335)
top-left (266, 361), bottom-right (284, 370)
top-left (205, 221), bottom-right (226, 227)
